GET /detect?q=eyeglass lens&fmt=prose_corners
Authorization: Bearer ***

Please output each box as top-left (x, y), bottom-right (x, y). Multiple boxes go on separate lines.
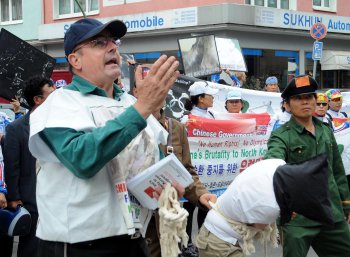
top-left (93, 37), bottom-right (118, 48)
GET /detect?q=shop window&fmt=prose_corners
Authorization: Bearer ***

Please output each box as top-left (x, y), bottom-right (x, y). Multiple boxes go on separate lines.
top-left (0, 0), bottom-right (22, 24)
top-left (312, 0), bottom-right (336, 12)
top-left (243, 49), bottom-right (298, 90)
top-left (245, 0), bottom-right (291, 9)
top-left (54, 0), bottom-right (99, 19)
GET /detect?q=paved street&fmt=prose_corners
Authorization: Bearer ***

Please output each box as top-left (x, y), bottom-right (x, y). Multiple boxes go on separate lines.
top-left (15, 208), bottom-right (350, 257)
top-left (11, 237), bottom-right (318, 257)
top-left (11, 232), bottom-right (318, 257)
top-left (12, 237), bottom-right (18, 257)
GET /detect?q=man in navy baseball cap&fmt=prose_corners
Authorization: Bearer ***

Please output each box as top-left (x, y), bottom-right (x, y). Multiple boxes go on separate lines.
top-left (64, 18), bottom-right (127, 57)
top-left (29, 16), bottom-right (180, 257)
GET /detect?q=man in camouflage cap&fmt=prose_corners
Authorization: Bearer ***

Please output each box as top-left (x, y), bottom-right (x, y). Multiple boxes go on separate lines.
top-left (325, 89), bottom-right (348, 119)
top-left (265, 75), bottom-right (350, 257)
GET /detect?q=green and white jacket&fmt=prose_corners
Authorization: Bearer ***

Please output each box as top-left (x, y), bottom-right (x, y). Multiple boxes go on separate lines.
top-left (29, 75), bottom-right (167, 243)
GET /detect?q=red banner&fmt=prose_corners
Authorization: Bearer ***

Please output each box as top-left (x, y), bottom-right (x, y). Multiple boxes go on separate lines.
top-left (187, 113), bottom-right (271, 137)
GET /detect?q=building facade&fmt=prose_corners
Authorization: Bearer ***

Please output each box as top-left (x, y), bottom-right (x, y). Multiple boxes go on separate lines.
top-left (2, 0), bottom-right (350, 89)
top-left (0, 0), bottom-right (42, 41)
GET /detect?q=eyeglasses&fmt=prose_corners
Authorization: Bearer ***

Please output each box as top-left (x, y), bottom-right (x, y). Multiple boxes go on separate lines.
top-left (316, 102), bottom-right (328, 107)
top-left (73, 36), bottom-right (120, 53)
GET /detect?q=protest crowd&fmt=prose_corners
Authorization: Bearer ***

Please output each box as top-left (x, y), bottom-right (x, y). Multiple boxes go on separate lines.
top-left (1, 17), bottom-right (350, 257)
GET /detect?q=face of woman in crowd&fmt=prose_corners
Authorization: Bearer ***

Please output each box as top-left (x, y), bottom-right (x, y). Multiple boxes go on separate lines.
top-left (198, 94), bottom-right (214, 108)
top-left (226, 99), bottom-right (243, 113)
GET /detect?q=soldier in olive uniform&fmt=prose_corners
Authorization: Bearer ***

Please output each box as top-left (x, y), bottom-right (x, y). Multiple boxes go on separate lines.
top-left (264, 75), bottom-right (350, 257)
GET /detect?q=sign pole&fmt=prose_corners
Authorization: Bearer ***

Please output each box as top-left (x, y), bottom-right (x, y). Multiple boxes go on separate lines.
top-left (310, 22), bottom-right (327, 80)
top-left (312, 59), bottom-right (317, 79)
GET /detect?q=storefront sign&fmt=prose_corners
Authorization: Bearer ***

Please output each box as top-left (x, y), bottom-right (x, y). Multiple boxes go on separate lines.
top-left (38, 7), bottom-right (197, 40)
top-left (320, 50), bottom-right (350, 70)
top-left (254, 7), bottom-right (350, 34)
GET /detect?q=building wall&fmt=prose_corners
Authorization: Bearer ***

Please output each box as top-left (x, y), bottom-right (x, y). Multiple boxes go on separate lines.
top-left (42, 0), bottom-right (350, 25)
top-left (38, 1), bottom-right (350, 88)
top-left (44, 0), bottom-right (246, 23)
top-left (2, 0), bottom-right (42, 40)
top-left (298, 0), bottom-right (350, 16)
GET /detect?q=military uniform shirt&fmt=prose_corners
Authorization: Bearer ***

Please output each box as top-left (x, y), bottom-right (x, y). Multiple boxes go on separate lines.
top-left (265, 116), bottom-right (350, 226)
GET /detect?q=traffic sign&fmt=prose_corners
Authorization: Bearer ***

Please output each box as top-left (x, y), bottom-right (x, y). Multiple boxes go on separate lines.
top-left (312, 41), bottom-right (323, 60)
top-left (310, 22), bottom-right (327, 40)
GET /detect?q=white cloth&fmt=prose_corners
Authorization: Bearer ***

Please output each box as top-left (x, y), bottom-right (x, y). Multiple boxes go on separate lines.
top-left (272, 111), bottom-right (291, 131)
top-left (181, 106), bottom-right (215, 123)
top-left (0, 111), bottom-right (11, 135)
top-left (29, 89), bottom-right (167, 243)
top-left (315, 115), bottom-right (330, 124)
top-left (327, 109), bottom-right (347, 118)
top-left (204, 159), bottom-right (285, 245)
top-left (204, 211), bottom-right (241, 245)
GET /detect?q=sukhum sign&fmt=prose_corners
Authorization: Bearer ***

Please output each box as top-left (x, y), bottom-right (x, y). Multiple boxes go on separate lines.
top-left (255, 7), bottom-right (350, 34)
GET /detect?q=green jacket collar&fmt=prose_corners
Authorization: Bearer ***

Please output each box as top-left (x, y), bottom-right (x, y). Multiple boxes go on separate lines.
top-left (66, 75), bottom-right (124, 100)
top-left (288, 116), bottom-right (324, 136)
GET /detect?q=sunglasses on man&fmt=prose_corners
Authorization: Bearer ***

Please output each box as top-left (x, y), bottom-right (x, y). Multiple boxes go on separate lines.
top-left (316, 102), bottom-right (328, 107)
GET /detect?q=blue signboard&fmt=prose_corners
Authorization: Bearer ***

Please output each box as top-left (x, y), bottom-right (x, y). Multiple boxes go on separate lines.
top-left (312, 41), bottom-right (323, 60)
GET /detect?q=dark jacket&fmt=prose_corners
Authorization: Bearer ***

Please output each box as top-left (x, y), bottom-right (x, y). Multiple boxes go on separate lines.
top-left (4, 113), bottom-right (37, 213)
top-left (159, 112), bottom-right (208, 205)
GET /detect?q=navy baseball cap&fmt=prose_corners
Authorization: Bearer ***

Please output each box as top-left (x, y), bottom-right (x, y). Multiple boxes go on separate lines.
top-left (64, 18), bottom-right (127, 56)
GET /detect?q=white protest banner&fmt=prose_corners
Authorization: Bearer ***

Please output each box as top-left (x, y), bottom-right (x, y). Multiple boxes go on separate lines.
top-left (335, 128), bottom-right (350, 175)
top-left (164, 80), bottom-right (283, 120)
top-left (169, 80), bottom-right (350, 193)
top-left (165, 79), bottom-right (350, 120)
